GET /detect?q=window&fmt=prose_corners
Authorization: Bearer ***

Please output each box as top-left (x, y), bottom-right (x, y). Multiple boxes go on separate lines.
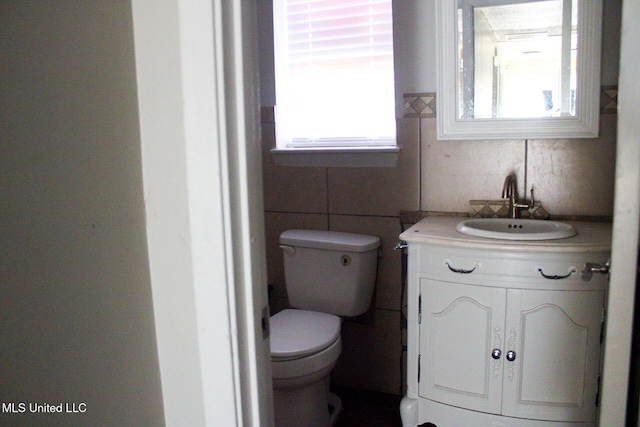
top-left (273, 0), bottom-right (396, 152)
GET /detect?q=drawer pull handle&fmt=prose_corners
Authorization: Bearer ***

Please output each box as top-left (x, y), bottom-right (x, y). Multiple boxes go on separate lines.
top-left (444, 260), bottom-right (478, 274)
top-left (537, 266), bottom-right (577, 280)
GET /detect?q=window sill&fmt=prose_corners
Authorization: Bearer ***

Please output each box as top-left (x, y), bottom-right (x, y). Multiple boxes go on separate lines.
top-left (270, 146), bottom-right (399, 168)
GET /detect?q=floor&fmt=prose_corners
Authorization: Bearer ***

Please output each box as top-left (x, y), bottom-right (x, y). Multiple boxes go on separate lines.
top-left (331, 386), bottom-right (403, 427)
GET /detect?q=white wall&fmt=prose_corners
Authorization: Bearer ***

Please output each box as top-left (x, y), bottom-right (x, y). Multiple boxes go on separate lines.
top-left (0, 2), bottom-right (164, 425)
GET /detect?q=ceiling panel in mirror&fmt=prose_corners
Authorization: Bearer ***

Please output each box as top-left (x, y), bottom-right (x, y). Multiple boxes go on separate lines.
top-left (437, 0), bottom-right (602, 140)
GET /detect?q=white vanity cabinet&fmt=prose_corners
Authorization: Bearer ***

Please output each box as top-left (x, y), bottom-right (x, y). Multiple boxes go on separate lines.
top-left (399, 217), bottom-right (612, 427)
top-left (421, 279), bottom-right (603, 422)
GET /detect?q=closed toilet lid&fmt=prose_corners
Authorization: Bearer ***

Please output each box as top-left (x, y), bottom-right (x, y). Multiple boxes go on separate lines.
top-left (270, 309), bottom-right (341, 358)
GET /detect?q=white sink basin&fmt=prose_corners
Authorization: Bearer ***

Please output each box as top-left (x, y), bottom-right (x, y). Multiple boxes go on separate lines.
top-left (456, 218), bottom-right (577, 241)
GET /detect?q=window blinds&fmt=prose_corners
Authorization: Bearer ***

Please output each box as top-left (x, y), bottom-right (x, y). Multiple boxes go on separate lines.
top-left (275, 0), bottom-right (396, 146)
top-left (286, 0), bottom-right (393, 69)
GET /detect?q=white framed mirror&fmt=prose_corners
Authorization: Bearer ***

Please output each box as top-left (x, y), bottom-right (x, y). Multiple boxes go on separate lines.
top-left (436, 0), bottom-right (602, 140)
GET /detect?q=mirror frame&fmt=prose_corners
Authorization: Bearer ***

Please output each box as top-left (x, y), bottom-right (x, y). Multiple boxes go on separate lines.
top-left (436, 0), bottom-right (602, 140)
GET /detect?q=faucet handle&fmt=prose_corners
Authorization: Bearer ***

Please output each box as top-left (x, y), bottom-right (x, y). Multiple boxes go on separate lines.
top-left (529, 186), bottom-right (535, 207)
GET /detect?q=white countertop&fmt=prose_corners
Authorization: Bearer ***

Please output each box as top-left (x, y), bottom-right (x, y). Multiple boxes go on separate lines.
top-left (400, 216), bottom-right (612, 253)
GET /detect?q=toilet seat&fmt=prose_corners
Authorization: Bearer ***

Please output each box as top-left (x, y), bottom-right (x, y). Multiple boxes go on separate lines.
top-left (270, 309), bottom-right (342, 381)
top-left (270, 309), bottom-right (341, 359)
top-left (272, 336), bottom-right (342, 381)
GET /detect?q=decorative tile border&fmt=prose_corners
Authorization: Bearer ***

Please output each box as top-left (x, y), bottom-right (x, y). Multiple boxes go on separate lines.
top-left (470, 200), bottom-right (510, 218)
top-left (600, 85), bottom-right (618, 114)
top-left (403, 93), bottom-right (436, 118)
top-left (403, 87), bottom-right (617, 118)
top-left (469, 200), bottom-right (550, 220)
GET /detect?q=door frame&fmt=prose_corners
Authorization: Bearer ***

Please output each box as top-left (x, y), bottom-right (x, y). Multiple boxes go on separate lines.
top-left (599, 0), bottom-right (640, 424)
top-left (131, 0), bottom-right (273, 425)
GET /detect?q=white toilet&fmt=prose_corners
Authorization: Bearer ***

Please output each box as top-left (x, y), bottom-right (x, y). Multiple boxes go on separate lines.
top-left (270, 229), bottom-right (380, 427)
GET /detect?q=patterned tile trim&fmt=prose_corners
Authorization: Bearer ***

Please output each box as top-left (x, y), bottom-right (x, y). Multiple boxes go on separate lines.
top-left (469, 200), bottom-right (550, 220)
top-left (403, 87), bottom-right (617, 118)
top-left (470, 200), bottom-right (509, 218)
top-left (601, 86), bottom-right (618, 115)
top-left (403, 93), bottom-right (436, 118)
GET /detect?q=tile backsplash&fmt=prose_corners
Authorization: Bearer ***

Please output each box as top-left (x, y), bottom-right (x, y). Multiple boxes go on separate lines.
top-left (403, 93), bottom-right (436, 118)
top-left (469, 200), bottom-right (550, 220)
top-left (261, 87), bottom-right (616, 395)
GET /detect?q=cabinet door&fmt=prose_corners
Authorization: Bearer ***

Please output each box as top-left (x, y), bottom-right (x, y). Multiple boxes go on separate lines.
top-left (502, 290), bottom-right (604, 422)
top-left (419, 279), bottom-right (506, 414)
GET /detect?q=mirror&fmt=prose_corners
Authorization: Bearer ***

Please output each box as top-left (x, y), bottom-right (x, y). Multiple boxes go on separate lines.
top-left (436, 0), bottom-right (602, 140)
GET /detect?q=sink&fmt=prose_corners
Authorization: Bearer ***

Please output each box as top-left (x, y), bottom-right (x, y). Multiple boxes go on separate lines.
top-left (456, 218), bottom-right (577, 241)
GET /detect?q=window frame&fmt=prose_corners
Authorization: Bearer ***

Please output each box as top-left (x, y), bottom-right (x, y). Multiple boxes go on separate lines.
top-left (270, 0), bottom-right (399, 167)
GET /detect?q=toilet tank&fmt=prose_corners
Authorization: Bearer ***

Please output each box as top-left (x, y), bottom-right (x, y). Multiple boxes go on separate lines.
top-left (279, 229), bottom-right (380, 317)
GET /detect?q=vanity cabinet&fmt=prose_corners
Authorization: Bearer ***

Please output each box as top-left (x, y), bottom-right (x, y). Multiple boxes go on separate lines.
top-left (421, 279), bottom-right (603, 422)
top-left (399, 217), bottom-right (611, 427)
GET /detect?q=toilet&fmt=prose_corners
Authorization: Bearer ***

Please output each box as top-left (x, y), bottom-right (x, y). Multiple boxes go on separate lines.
top-left (270, 229), bottom-right (380, 427)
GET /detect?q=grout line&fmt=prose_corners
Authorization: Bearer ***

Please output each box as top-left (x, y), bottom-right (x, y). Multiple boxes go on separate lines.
top-left (523, 139), bottom-right (529, 196)
top-left (326, 167), bottom-right (331, 229)
top-left (264, 209), bottom-right (403, 220)
top-left (375, 307), bottom-right (403, 313)
top-left (419, 118), bottom-right (423, 210)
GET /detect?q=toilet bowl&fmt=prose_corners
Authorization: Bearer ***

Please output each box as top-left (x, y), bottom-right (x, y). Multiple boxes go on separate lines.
top-left (271, 309), bottom-right (342, 427)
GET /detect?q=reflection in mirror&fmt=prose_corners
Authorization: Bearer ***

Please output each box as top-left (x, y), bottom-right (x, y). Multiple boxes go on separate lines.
top-left (437, 0), bottom-right (602, 140)
top-left (459, 0), bottom-right (577, 119)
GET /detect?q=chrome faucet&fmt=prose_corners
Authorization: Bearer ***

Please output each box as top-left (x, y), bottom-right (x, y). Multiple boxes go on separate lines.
top-left (501, 174), bottom-right (533, 218)
top-left (501, 174), bottom-right (516, 200)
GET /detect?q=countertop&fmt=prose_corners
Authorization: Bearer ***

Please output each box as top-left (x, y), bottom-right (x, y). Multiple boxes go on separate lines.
top-left (400, 216), bottom-right (612, 253)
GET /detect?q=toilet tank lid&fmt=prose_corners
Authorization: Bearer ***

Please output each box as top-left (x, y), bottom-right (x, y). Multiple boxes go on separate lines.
top-left (280, 229), bottom-right (380, 252)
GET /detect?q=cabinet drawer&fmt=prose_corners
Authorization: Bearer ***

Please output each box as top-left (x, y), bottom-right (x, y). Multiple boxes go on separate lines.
top-left (413, 245), bottom-right (609, 290)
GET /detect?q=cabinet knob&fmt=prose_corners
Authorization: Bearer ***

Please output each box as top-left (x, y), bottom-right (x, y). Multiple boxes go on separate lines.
top-left (491, 349), bottom-right (502, 360)
top-left (506, 350), bottom-right (517, 362)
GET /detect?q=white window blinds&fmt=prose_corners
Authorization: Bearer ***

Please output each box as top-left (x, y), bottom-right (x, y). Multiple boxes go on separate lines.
top-left (274, 0), bottom-right (396, 148)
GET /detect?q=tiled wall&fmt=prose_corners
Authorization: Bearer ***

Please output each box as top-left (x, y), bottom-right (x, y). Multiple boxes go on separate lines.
top-left (409, 92), bottom-right (618, 218)
top-left (261, 90), bottom-right (617, 395)
top-left (261, 110), bottom-right (418, 394)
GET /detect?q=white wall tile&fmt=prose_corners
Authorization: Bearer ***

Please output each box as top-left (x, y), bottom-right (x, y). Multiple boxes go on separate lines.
top-left (420, 118), bottom-right (526, 212)
top-left (528, 114), bottom-right (617, 217)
